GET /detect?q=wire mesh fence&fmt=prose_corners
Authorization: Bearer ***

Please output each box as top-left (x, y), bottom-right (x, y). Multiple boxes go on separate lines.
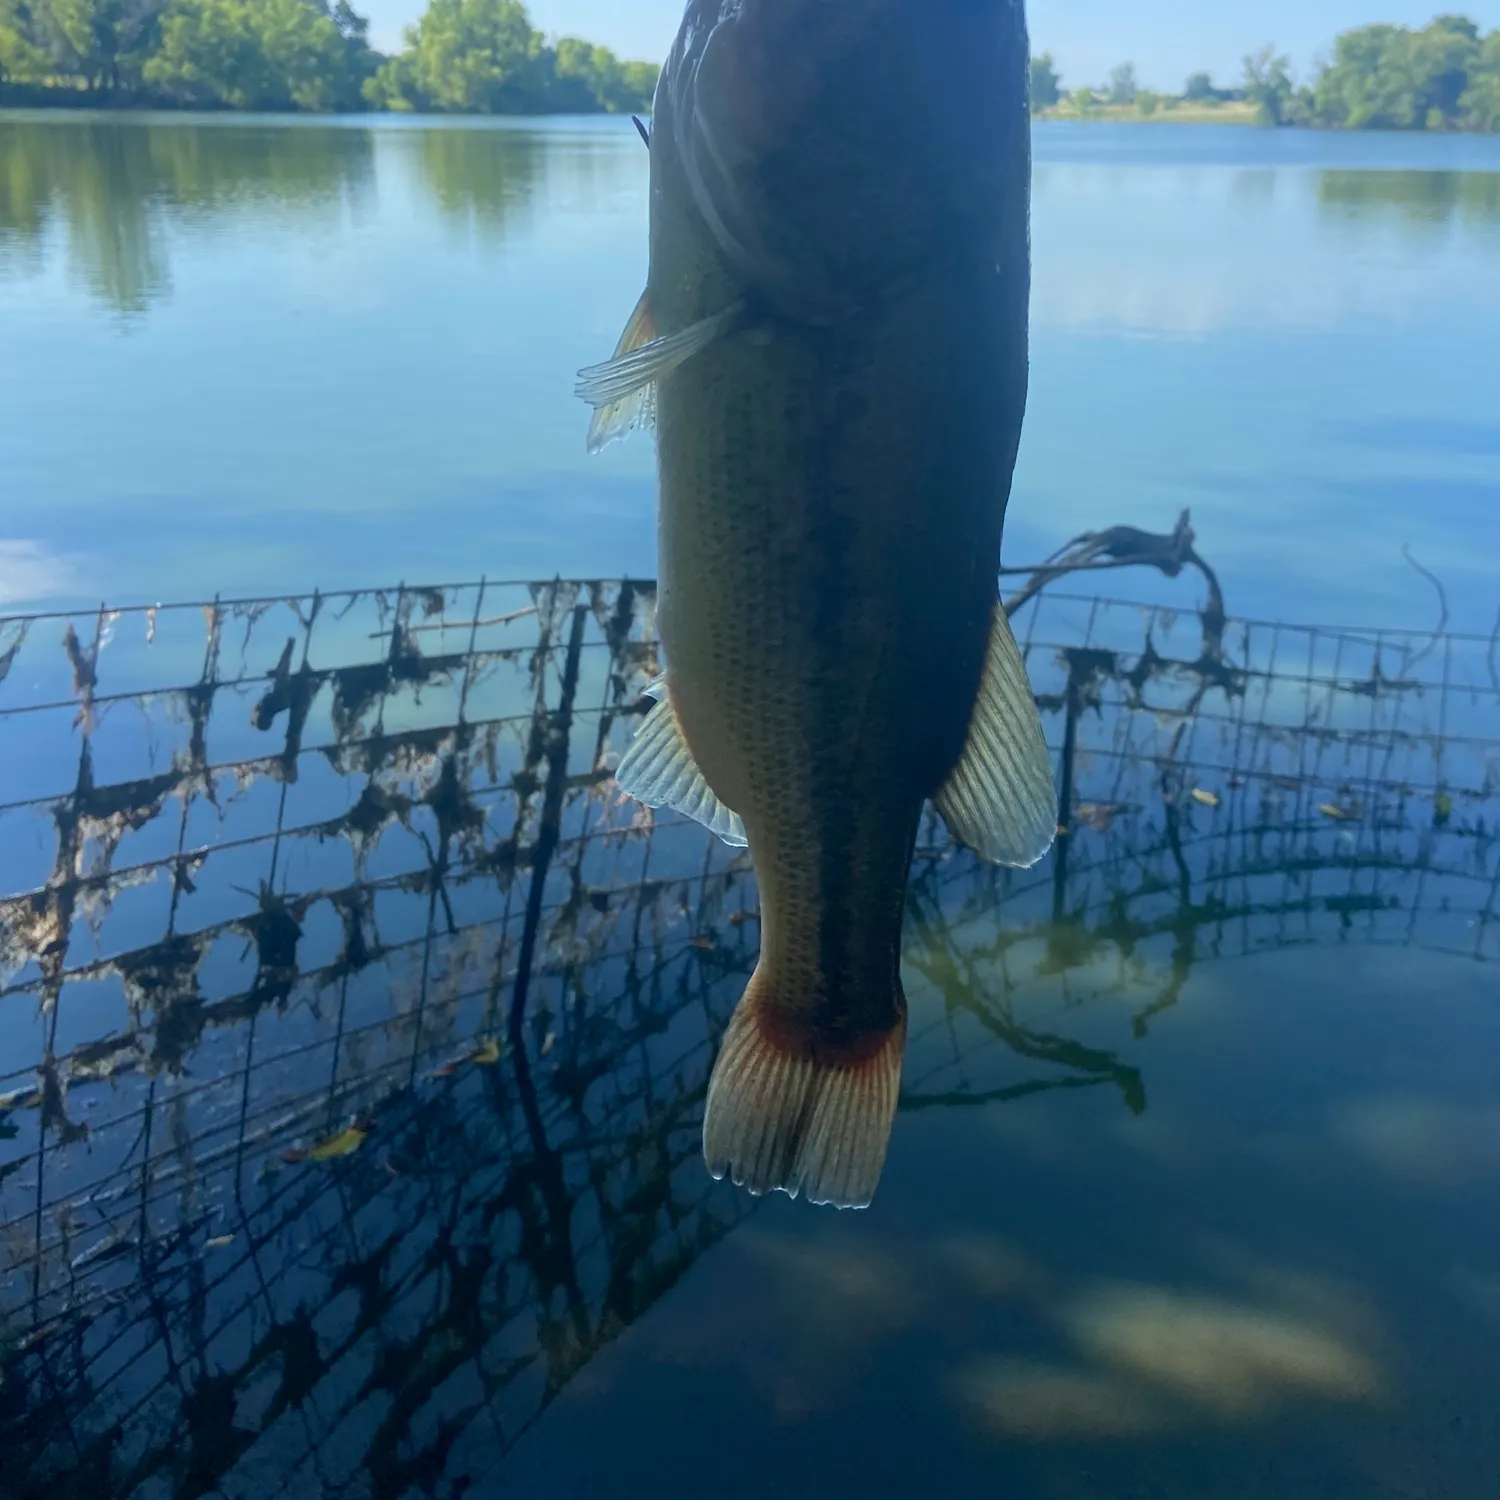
top-left (0, 574), bottom-right (1495, 1499)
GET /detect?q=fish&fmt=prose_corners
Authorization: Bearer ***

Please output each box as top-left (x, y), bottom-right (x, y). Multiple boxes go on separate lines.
top-left (576, 0), bottom-right (1056, 1209)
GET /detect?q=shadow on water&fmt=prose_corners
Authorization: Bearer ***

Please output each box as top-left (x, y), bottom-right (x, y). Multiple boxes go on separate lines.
top-left (0, 569), bottom-right (1495, 1495)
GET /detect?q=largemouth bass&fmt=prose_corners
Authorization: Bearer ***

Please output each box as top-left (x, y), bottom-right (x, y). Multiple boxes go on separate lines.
top-left (577, 0), bottom-right (1056, 1210)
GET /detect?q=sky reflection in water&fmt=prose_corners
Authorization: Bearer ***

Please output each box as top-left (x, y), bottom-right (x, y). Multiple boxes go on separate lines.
top-left (1, 116), bottom-right (1498, 637)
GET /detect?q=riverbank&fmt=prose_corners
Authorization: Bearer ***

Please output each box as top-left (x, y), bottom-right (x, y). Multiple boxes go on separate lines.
top-left (1036, 101), bottom-right (1263, 126)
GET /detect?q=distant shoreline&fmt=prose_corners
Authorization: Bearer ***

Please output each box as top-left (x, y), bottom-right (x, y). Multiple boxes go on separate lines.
top-left (1035, 102), bottom-right (1262, 126)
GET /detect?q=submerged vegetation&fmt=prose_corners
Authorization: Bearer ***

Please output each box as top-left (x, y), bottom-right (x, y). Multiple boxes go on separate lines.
top-left (0, 0), bottom-right (657, 113)
top-left (1034, 14), bottom-right (1500, 131)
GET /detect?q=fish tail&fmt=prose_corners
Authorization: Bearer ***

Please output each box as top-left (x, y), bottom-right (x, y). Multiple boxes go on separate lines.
top-left (703, 970), bottom-right (906, 1210)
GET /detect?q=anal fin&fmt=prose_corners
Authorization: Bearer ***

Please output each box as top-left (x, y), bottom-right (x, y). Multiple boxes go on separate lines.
top-left (614, 675), bottom-right (748, 848)
top-left (934, 601), bottom-right (1059, 868)
top-left (703, 975), bottom-right (906, 1210)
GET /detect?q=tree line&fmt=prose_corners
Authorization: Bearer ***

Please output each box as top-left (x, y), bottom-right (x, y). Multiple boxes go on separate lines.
top-left (3, 2), bottom-right (1497, 126)
top-left (1032, 13), bottom-right (1500, 131)
top-left (0, 0), bottom-right (658, 113)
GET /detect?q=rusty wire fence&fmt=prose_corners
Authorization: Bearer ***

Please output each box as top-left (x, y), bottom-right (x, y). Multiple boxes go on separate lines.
top-left (0, 575), bottom-right (1496, 1499)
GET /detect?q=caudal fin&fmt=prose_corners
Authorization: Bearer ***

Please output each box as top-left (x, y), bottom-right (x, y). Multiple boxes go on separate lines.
top-left (702, 975), bottom-right (906, 1210)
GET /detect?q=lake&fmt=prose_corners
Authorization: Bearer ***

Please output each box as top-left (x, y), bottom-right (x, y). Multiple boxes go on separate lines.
top-left (0, 115), bottom-right (1498, 1500)
top-left (2, 115), bottom-right (1500, 630)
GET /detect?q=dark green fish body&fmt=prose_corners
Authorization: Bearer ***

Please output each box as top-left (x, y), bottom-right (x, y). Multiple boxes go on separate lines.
top-left (577, 0), bottom-right (1055, 1208)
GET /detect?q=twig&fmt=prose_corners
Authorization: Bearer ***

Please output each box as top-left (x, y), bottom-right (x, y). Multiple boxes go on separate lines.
top-left (1399, 545), bottom-right (1448, 673)
top-left (367, 605), bottom-right (537, 640)
top-left (1002, 509), bottom-right (1225, 654)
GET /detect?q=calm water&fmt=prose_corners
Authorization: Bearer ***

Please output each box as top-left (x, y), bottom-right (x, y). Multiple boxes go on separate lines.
top-left (1, 115), bottom-right (1499, 631)
top-left (1, 115), bottom-right (1499, 1500)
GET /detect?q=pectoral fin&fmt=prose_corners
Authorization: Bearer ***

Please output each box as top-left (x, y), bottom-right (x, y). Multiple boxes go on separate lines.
top-left (935, 603), bottom-right (1058, 868)
top-left (576, 301), bottom-right (743, 427)
top-left (614, 675), bottom-right (748, 848)
top-left (584, 289), bottom-right (659, 453)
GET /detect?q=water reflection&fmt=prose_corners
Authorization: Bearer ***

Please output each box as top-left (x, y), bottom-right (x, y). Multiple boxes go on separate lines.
top-left (1318, 168), bottom-right (1500, 225)
top-left (7, 118), bottom-right (1499, 328)
top-left (0, 574), bottom-right (1495, 1493)
top-left (1028, 156), bottom-right (1500, 339)
top-left (0, 119), bottom-right (376, 314)
top-left (408, 124), bottom-right (545, 234)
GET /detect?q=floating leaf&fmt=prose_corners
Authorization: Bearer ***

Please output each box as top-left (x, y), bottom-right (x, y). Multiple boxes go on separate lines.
top-left (1434, 792), bottom-right (1453, 827)
top-left (541, 1032), bottom-right (557, 1056)
top-left (282, 1122), bottom-right (371, 1167)
top-left (308, 1125), bottom-right (369, 1162)
top-left (1319, 803), bottom-right (1358, 822)
top-left (205, 1234), bottom-right (235, 1251)
top-left (1077, 803), bottom-right (1116, 832)
top-left (1190, 789), bottom-right (1221, 808)
top-left (469, 1038), bottom-right (501, 1066)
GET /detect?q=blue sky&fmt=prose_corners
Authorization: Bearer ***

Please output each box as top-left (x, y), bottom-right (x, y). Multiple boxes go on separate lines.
top-left (362, 1), bottom-right (1500, 85)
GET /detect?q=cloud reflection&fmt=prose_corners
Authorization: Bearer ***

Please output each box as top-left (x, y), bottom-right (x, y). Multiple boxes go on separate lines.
top-left (958, 1279), bottom-right (1381, 1442)
top-left (1332, 1098), bottom-right (1500, 1188)
top-left (1062, 1283), bottom-right (1380, 1416)
top-left (1032, 165), bottom-right (1500, 337)
top-left (0, 540), bottom-right (79, 608)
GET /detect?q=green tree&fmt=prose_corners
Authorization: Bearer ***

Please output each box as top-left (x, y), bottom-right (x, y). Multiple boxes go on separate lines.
top-left (1030, 50), bottom-right (1060, 109)
top-left (1108, 61), bottom-right (1137, 103)
top-left (367, 0), bottom-right (655, 114)
top-left (1069, 85), bottom-right (1094, 116)
top-left (4, 0), bottom-right (168, 94)
top-left (1315, 24), bottom-right (1398, 125)
top-left (0, 0), bottom-right (53, 86)
top-left (398, 0), bottom-right (549, 112)
top-left (1460, 30), bottom-right (1500, 128)
top-left (1311, 19), bottom-right (1488, 129)
top-left (1243, 43), bottom-right (1294, 124)
top-left (1135, 88), bottom-right (1160, 117)
top-left (1416, 13), bottom-right (1482, 122)
top-left (362, 47), bottom-right (416, 108)
top-left (1286, 83), bottom-right (1318, 126)
top-left (1183, 70), bottom-right (1216, 101)
top-left (143, 0), bottom-right (371, 109)
top-left (551, 36), bottom-right (655, 112)
top-left (619, 58), bottom-right (655, 109)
